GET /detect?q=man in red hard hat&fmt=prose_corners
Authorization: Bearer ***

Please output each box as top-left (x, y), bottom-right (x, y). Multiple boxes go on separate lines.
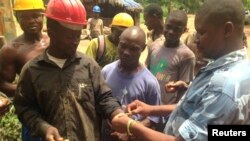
top-left (14, 0), bottom-right (124, 140)
top-left (0, 0), bottom-right (48, 140)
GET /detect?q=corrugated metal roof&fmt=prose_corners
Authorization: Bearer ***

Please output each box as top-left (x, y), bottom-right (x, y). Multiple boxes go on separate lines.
top-left (97, 0), bottom-right (143, 12)
top-left (123, 0), bottom-right (142, 11)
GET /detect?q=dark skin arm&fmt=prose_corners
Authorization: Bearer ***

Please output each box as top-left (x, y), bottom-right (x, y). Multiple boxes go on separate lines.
top-left (110, 108), bottom-right (154, 141)
top-left (165, 81), bottom-right (189, 93)
top-left (127, 100), bottom-right (176, 117)
top-left (110, 108), bottom-right (125, 121)
top-left (0, 46), bottom-right (18, 97)
top-left (112, 114), bottom-right (184, 141)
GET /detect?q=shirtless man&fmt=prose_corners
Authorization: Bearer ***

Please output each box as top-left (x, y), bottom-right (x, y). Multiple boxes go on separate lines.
top-left (0, 0), bottom-right (49, 97)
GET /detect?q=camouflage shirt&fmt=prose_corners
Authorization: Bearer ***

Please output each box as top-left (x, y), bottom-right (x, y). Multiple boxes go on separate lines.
top-left (164, 49), bottom-right (250, 141)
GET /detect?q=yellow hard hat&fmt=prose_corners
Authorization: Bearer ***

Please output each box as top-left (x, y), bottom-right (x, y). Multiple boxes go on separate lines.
top-left (13, 0), bottom-right (45, 11)
top-left (111, 13), bottom-right (134, 27)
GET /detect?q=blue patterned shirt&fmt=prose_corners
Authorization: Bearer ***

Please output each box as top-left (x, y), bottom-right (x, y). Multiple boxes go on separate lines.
top-left (164, 49), bottom-right (250, 141)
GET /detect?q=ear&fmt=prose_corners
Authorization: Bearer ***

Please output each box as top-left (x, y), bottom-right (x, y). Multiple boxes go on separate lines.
top-left (224, 22), bottom-right (234, 38)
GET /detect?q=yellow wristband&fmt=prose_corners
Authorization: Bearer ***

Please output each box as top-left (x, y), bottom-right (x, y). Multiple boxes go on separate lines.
top-left (113, 113), bottom-right (127, 119)
top-left (127, 119), bottom-right (137, 136)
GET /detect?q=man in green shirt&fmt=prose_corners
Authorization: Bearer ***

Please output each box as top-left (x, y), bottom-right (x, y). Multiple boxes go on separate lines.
top-left (85, 12), bottom-right (134, 67)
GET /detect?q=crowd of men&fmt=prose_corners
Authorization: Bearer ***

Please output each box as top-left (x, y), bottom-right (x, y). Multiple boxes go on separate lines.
top-left (1, 0), bottom-right (250, 141)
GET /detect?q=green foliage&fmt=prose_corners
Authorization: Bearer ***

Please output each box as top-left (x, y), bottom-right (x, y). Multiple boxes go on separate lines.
top-left (243, 0), bottom-right (250, 9)
top-left (136, 0), bottom-right (250, 12)
top-left (0, 105), bottom-right (22, 141)
top-left (135, 0), bottom-right (203, 14)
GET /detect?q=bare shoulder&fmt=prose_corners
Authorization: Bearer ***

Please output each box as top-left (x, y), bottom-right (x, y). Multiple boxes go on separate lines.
top-left (0, 41), bottom-right (18, 59)
top-left (3, 35), bottom-right (25, 50)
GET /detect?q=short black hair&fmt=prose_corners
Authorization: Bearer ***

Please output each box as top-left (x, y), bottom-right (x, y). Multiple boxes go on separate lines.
top-left (168, 10), bottom-right (188, 27)
top-left (144, 3), bottom-right (163, 19)
top-left (196, 0), bottom-right (244, 31)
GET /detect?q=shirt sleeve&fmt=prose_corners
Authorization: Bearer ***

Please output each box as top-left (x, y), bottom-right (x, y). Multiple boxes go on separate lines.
top-left (14, 63), bottom-right (52, 137)
top-left (89, 60), bottom-right (121, 118)
top-left (146, 78), bottom-right (162, 123)
top-left (178, 57), bottom-right (195, 82)
top-left (85, 38), bottom-right (98, 60)
top-left (178, 90), bottom-right (236, 141)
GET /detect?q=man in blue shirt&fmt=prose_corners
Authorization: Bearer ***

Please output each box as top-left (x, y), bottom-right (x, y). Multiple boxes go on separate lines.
top-left (110, 0), bottom-right (250, 140)
top-left (102, 26), bottom-right (161, 141)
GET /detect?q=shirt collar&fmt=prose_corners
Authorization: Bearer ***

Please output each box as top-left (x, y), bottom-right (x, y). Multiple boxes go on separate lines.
top-left (37, 48), bottom-right (82, 64)
top-left (202, 48), bottom-right (247, 72)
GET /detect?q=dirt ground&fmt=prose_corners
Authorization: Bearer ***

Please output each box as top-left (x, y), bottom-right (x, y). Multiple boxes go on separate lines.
top-left (14, 14), bottom-right (250, 57)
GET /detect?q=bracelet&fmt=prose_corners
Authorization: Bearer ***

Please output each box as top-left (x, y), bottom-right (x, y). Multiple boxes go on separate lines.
top-left (113, 113), bottom-right (127, 119)
top-left (127, 119), bottom-right (137, 136)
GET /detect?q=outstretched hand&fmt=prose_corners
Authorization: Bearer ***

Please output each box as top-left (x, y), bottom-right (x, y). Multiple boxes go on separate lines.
top-left (111, 113), bottom-right (130, 133)
top-left (126, 100), bottom-right (152, 117)
top-left (165, 81), bottom-right (189, 93)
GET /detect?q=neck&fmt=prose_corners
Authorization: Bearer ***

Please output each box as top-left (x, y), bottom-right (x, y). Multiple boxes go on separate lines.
top-left (24, 32), bottom-right (42, 42)
top-left (47, 44), bottom-right (67, 59)
top-left (215, 40), bottom-right (244, 59)
top-left (108, 34), bottom-right (117, 46)
top-left (118, 62), bottom-right (143, 75)
top-left (165, 39), bottom-right (180, 48)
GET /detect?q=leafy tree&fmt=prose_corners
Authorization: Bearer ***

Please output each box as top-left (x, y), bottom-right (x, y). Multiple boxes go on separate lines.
top-left (0, 105), bottom-right (21, 141)
top-left (243, 0), bottom-right (250, 9)
top-left (135, 0), bottom-right (203, 14)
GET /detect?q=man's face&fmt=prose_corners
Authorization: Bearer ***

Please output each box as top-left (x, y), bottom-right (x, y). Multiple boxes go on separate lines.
top-left (16, 10), bottom-right (44, 35)
top-left (118, 34), bottom-right (144, 68)
top-left (164, 16), bottom-right (185, 46)
top-left (112, 27), bottom-right (125, 46)
top-left (144, 14), bottom-right (155, 30)
top-left (51, 25), bottom-right (81, 58)
top-left (195, 15), bottom-right (225, 59)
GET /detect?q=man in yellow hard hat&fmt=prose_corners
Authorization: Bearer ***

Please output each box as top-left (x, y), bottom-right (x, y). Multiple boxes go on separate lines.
top-left (0, 0), bottom-right (48, 140)
top-left (85, 12), bottom-right (134, 67)
top-left (14, 0), bottom-right (124, 140)
top-left (0, 0), bottom-right (49, 97)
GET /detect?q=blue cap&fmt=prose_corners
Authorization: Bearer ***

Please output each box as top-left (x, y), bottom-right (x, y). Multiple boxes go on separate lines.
top-left (93, 5), bottom-right (101, 13)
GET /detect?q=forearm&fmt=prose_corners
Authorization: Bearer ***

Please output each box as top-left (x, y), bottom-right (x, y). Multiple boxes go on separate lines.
top-left (14, 100), bottom-right (53, 137)
top-left (0, 82), bottom-right (16, 97)
top-left (110, 108), bottom-right (124, 120)
top-left (150, 104), bottom-right (176, 116)
top-left (140, 118), bottom-right (153, 128)
top-left (131, 122), bottom-right (176, 141)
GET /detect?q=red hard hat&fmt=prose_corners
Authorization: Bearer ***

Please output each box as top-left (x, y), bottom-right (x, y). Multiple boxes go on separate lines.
top-left (45, 0), bottom-right (87, 25)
